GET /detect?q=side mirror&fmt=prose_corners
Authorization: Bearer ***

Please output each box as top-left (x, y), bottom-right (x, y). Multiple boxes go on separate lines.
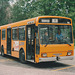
top-left (35, 26), bottom-right (38, 33)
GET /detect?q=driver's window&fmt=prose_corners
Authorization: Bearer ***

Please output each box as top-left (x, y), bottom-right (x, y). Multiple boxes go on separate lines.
top-left (40, 27), bottom-right (48, 44)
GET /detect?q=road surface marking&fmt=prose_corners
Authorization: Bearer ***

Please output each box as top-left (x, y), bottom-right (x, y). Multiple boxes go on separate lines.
top-left (7, 59), bottom-right (14, 61)
top-left (0, 59), bottom-right (8, 62)
top-left (0, 60), bottom-right (6, 62)
top-left (52, 65), bottom-right (75, 71)
top-left (0, 59), bottom-right (14, 62)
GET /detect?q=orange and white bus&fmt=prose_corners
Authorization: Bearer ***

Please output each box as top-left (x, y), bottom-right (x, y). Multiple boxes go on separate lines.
top-left (0, 16), bottom-right (74, 63)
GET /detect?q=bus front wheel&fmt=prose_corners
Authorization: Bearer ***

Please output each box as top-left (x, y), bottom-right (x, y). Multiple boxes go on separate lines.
top-left (19, 50), bottom-right (25, 63)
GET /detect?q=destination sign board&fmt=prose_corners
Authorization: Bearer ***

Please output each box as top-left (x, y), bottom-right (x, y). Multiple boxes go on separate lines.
top-left (39, 18), bottom-right (71, 24)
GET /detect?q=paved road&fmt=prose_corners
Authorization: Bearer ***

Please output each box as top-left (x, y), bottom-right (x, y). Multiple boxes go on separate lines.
top-left (0, 50), bottom-right (75, 75)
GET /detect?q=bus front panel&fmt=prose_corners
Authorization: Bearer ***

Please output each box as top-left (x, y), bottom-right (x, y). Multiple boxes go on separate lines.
top-left (35, 24), bottom-right (74, 63)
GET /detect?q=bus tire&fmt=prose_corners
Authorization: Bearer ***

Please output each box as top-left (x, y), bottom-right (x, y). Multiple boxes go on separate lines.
top-left (19, 49), bottom-right (25, 63)
top-left (1, 46), bottom-right (5, 57)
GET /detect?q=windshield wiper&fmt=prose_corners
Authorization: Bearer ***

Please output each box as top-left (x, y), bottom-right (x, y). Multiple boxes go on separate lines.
top-left (67, 43), bottom-right (71, 46)
top-left (44, 39), bottom-right (71, 47)
top-left (66, 41), bottom-right (71, 46)
top-left (64, 40), bottom-right (71, 46)
top-left (44, 39), bottom-right (50, 47)
top-left (44, 43), bottom-right (48, 47)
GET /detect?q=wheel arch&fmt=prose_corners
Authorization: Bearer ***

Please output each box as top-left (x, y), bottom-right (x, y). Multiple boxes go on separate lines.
top-left (1, 45), bottom-right (5, 56)
top-left (1, 45), bottom-right (4, 51)
top-left (19, 48), bottom-right (25, 57)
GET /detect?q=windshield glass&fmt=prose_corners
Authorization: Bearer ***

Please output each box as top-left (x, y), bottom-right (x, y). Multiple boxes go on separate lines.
top-left (39, 25), bottom-right (73, 44)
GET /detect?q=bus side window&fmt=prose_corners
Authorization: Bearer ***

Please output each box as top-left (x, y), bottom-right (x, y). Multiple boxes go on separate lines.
top-left (12, 27), bottom-right (18, 40)
top-left (19, 26), bottom-right (25, 40)
top-left (2, 29), bottom-right (5, 40)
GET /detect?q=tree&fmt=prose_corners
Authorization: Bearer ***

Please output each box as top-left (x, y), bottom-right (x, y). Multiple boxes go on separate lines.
top-left (0, 0), bottom-right (10, 25)
top-left (10, 0), bottom-right (75, 37)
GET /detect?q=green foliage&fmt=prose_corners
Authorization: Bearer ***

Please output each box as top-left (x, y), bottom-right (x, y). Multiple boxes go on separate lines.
top-left (11, 0), bottom-right (75, 37)
top-left (0, 0), bottom-right (10, 25)
top-left (11, 0), bottom-right (75, 19)
top-left (0, 0), bottom-right (75, 38)
top-left (74, 40), bottom-right (75, 48)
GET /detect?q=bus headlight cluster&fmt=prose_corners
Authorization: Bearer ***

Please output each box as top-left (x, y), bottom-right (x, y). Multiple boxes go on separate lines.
top-left (67, 52), bottom-right (72, 55)
top-left (42, 53), bottom-right (47, 57)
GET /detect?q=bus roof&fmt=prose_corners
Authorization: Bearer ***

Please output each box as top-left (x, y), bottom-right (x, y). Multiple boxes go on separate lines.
top-left (0, 16), bottom-right (72, 29)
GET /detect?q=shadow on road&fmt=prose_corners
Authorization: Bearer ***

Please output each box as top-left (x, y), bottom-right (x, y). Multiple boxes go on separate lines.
top-left (25, 61), bottom-right (70, 69)
top-left (0, 54), bottom-right (71, 69)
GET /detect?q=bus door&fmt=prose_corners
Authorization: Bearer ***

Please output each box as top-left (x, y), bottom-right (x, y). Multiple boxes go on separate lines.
top-left (0, 30), bottom-right (1, 51)
top-left (7, 28), bottom-right (11, 54)
top-left (26, 25), bottom-right (35, 61)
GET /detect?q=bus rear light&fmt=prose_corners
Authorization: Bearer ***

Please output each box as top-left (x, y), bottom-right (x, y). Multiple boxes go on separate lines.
top-left (41, 53), bottom-right (47, 57)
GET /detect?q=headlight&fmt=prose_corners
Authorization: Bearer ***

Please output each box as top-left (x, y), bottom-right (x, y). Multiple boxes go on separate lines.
top-left (42, 53), bottom-right (47, 57)
top-left (67, 52), bottom-right (71, 55)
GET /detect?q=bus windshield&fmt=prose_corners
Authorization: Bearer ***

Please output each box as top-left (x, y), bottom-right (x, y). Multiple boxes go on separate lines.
top-left (39, 25), bottom-right (73, 44)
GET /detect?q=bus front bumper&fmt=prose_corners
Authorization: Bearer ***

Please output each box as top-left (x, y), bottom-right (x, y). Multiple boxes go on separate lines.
top-left (39, 56), bottom-right (74, 62)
